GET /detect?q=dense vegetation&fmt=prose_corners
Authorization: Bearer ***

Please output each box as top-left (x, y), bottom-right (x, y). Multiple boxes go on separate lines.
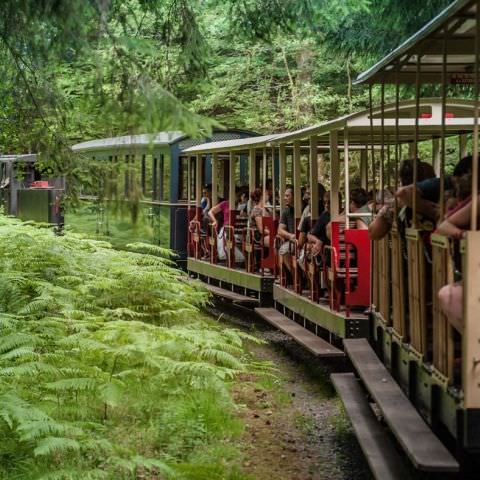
top-left (0, 1), bottom-right (453, 165)
top-left (0, 216), bottom-right (260, 479)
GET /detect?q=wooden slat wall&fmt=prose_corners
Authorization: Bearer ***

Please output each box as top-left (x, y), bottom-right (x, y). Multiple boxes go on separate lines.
top-left (391, 229), bottom-right (407, 338)
top-left (377, 237), bottom-right (391, 324)
top-left (432, 242), bottom-right (455, 380)
top-left (407, 235), bottom-right (428, 355)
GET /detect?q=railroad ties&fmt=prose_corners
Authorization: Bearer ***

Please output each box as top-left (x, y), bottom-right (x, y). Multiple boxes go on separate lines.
top-left (255, 307), bottom-right (343, 358)
top-left (341, 338), bottom-right (459, 474)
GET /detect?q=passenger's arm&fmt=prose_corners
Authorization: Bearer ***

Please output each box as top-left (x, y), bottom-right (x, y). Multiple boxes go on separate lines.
top-left (368, 216), bottom-right (390, 240)
top-left (278, 223), bottom-right (295, 241)
top-left (436, 198), bottom-right (476, 239)
top-left (208, 204), bottom-right (221, 226)
top-left (254, 215), bottom-right (263, 234)
top-left (396, 185), bottom-right (439, 220)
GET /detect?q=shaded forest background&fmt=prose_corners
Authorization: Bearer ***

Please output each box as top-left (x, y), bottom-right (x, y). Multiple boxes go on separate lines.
top-left (0, 0), bottom-right (453, 179)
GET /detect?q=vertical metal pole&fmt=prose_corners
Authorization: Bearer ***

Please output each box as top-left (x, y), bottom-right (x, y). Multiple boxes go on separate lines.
top-left (369, 85), bottom-right (376, 211)
top-left (195, 154), bottom-right (202, 209)
top-left (412, 55), bottom-right (421, 229)
top-left (459, 134), bottom-right (469, 159)
top-left (386, 140), bottom-right (391, 189)
top-left (440, 28), bottom-right (447, 220)
top-left (141, 154), bottom-right (146, 195)
top-left (262, 147), bottom-right (267, 212)
top-left (309, 135), bottom-right (319, 222)
top-left (212, 152), bottom-right (218, 207)
top-left (293, 140), bottom-right (302, 220)
top-left (330, 131), bottom-right (340, 218)
top-left (394, 63), bottom-right (400, 217)
top-left (248, 148), bottom-right (256, 193)
top-left (124, 154), bottom-right (130, 199)
top-left (344, 129), bottom-right (350, 220)
top-left (229, 151), bottom-right (236, 211)
top-left (471, 7), bottom-right (480, 230)
top-left (432, 138), bottom-right (441, 177)
top-left (360, 149), bottom-right (368, 191)
top-left (279, 144), bottom-right (287, 212)
top-left (159, 154), bottom-right (164, 201)
top-left (271, 146), bottom-right (276, 215)
top-left (152, 156), bottom-right (158, 201)
top-left (380, 82), bottom-right (385, 206)
top-left (186, 157), bottom-right (191, 209)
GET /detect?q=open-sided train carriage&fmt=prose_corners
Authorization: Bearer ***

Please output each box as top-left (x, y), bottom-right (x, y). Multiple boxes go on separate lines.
top-left (331, 0), bottom-right (480, 477)
top-left (184, 99), bottom-right (478, 369)
top-left (71, 129), bottom-right (257, 257)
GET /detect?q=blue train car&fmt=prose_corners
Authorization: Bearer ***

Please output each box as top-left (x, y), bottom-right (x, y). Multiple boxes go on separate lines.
top-left (71, 129), bottom-right (256, 260)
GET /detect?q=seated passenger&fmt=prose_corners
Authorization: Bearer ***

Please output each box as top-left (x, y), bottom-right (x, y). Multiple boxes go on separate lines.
top-left (350, 187), bottom-right (372, 228)
top-left (200, 185), bottom-right (211, 216)
top-left (249, 188), bottom-right (271, 247)
top-left (327, 188), bottom-right (371, 240)
top-left (298, 183), bottom-right (326, 249)
top-left (277, 186), bottom-right (295, 275)
top-left (307, 191), bottom-right (332, 260)
top-left (368, 159), bottom-right (437, 240)
top-left (396, 155), bottom-right (473, 222)
top-left (238, 190), bottom-right (249, 218)
top-left (208, 198), bottom-right (231, 229)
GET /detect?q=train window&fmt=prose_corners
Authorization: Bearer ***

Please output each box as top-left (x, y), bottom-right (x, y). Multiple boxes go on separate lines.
top-left (161, 154), bottom-right (170, 202)
top-left (178, 156), bottom-right (188, 201)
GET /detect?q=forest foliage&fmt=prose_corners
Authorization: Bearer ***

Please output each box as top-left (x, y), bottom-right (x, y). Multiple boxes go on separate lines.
top-left (0, 0), bottom-right (455, 183)
top-left (0, 216), bottom-right (261, 479)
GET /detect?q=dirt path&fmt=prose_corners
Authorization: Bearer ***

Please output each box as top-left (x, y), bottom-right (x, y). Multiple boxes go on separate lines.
top-left (210, 305), bottom-right (373, 480)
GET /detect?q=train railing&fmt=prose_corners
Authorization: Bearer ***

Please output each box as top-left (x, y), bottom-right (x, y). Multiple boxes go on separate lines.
top-left (289, 239), bottom-right (302, 294)
top-left (243, 226), bottom-right (258, 273)
top-left (260, 216), bottom-right (277, 274)
top-left (375, 224), bottom-right (465, 389)
top-left (304, 246), bottom-right (320, 302)
top-left (431, 233), bottom-right (456, 382)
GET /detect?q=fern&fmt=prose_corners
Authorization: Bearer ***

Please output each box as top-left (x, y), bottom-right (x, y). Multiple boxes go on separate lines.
top-left (34, 437), bottom-right (81, 456)
top-left (0, 217), bottom-right (254, 479)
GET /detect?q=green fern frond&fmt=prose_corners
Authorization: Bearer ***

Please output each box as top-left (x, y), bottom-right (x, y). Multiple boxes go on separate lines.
top-left (45, 378), bottom-right (98, 392)
top-left (0, 361), bottom-right (59, 377)
top-left (0, 333), bottom-right (38, 354)
top-left (0, 346), bottom-right (36, 361)
top-left (17, 420), bottom-right (84, 442)
top-left (33, 437), bottom-right (81, 457)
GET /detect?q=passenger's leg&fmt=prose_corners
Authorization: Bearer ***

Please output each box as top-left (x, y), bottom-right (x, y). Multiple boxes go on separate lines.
top-left (438, 283), bottom-right (464, 333)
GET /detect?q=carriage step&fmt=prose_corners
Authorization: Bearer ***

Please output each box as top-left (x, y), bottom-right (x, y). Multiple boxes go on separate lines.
top-left (255, 308), bottom-right (344, 357)
top-left (343, 339), bottom-right (459, 473)
top-left (202, 283), bottom-right (259, 305)
top-left (331, 373), bottom-right (411, 480)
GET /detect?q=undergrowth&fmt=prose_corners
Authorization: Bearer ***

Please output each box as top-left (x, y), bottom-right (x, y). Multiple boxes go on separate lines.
top-left (0, 216), bottom-right (257, 479)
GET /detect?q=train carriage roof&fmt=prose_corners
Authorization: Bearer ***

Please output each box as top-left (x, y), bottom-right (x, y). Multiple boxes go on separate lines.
top-left (355, 0), bottom-right (478, 84)
top-left (182, 134), bottom-right (282, 154)
top-left (71, 129), bottom-right (257, 153)
top-left (184, 99), bottom-right (477, 153)
top-left (0, 154), bottom-right (37, 163)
